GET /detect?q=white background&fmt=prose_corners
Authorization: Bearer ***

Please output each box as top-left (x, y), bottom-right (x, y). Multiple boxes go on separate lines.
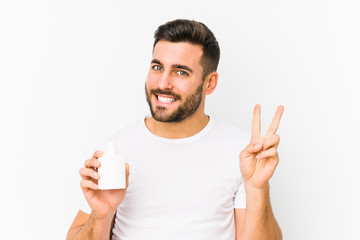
top-left (1, 0), bottom-right (359, 239)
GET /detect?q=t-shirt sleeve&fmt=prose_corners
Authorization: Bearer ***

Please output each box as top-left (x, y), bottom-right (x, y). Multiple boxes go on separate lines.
top-left (233, 177), bottom-right (247, 208)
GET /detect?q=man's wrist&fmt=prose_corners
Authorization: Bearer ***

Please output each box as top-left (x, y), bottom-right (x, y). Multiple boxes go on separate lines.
top-left (244, 181), bottom-right (271, 210)
top-left (244, 181), bottom-right (270, 194)
top-left (89, 210), bottom-right (115, 227)
top-left (90, 206), bottom-right (117, 220)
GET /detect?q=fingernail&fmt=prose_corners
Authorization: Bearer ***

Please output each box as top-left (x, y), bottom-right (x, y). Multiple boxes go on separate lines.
top-left (94, 160), bottom-right (99, 166)
top-left (93, 172), bottom-right (99, 178)
top-left (255, 144), bottom-right (261, 149)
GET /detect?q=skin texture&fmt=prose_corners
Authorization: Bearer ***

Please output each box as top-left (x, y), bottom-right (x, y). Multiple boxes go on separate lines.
top-left (67, 40), bottom-right (283, 240)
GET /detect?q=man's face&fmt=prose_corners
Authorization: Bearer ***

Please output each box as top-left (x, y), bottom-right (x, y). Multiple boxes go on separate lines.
top-left (145, 40), bottom-right (205, 122)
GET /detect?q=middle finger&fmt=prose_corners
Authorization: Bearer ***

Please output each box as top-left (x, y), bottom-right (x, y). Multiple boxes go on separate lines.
top-left (84, 158), bottom-right (101, 169)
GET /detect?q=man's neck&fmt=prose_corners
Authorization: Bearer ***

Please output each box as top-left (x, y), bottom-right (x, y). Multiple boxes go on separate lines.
top-left (144, 112), bottom-right (210, 139)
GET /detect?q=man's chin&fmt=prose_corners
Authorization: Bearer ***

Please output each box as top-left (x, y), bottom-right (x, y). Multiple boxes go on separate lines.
top-left (152, 112), bottom-right (175, 123)
top-left (152, 109), bottom-right (183, 123)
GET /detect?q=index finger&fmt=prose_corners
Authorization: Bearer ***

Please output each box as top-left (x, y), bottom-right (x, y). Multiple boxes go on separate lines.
top-left (92, 150), bottom-right (103, 158)
top-left (252, 104), bottom-right (261, 137)
top-left (84, 151), bottom-right (103, 168)
top-left (266, 105), bottom-right (284, 136)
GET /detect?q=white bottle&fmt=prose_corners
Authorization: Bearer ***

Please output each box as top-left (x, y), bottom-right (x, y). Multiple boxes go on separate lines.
top-left (98, 142), bottom-right (126, 189)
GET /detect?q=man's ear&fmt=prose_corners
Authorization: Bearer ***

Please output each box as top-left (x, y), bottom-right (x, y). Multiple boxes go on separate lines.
top-left (204, 72), bottom-right (218, 95)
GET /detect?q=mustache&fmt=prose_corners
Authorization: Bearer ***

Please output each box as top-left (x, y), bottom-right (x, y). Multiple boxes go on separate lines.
top-left (150, 89), bottom-right (181, 100)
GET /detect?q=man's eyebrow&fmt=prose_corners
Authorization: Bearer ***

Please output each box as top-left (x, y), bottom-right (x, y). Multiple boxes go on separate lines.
top-left (172, 64), bottom-right (193, 73)
top-left (151, 59), bottom-right (162, 65)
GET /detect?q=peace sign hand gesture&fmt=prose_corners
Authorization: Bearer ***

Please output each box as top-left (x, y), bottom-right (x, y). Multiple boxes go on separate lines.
top-left (239, 105), bottom-right (284, 189)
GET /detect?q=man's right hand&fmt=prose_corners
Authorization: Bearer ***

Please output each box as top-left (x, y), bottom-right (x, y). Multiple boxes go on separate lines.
top-left (79, 151), bottom-right (130, 219)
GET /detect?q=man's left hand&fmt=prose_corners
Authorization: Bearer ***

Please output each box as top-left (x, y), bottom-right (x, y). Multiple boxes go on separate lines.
top-left (239, 104), bottom-right (284, 189)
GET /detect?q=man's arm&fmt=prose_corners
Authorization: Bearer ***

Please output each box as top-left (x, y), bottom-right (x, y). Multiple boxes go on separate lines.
top-left (236, 105), bottom-right (284, 240)
top-left (234, 184), bottom-right (282, 240)
top-left (66, 210), bottom-right (116, 240)
top-left (234, 208), bottom-right (245, 238)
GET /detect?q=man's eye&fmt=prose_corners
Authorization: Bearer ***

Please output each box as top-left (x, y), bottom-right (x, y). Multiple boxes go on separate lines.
top-left (153, 65), bottom-right (162, 71)
top-left (177, 70), bottom-right (188, 76)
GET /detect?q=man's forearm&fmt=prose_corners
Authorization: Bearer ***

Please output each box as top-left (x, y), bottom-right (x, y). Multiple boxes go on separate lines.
top-left (67, 213), bottom-right (114, 240)
top-left (240, 183), bottom-right (282, 240)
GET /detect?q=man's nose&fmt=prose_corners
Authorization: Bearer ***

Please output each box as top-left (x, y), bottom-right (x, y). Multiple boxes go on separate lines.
top-left (157, 72), bottom-right (173, 90)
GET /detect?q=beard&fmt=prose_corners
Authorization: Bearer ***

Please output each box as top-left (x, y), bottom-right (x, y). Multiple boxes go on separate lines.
top-left (145, 82), bottom-right (204, 123)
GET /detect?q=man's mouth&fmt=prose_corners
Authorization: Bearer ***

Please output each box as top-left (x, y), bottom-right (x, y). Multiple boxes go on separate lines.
top-left (155, 94), bottom-right (177, 104)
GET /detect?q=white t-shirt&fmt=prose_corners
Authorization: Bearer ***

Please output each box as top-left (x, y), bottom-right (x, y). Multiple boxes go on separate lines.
top-left (80, 116), bottom-right (249, 240)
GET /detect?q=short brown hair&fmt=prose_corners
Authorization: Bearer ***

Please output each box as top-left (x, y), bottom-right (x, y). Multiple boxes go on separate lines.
top-left (153, 19), bottom-right (220, 80)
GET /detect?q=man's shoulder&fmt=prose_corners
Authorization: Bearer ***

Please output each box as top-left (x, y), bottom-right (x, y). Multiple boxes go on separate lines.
top-left (212, 116), bottom-right (250, 139)
top-left (109, 118), bottom-right (145, 140)
top-left (209, 116), bottom-right (251, 149)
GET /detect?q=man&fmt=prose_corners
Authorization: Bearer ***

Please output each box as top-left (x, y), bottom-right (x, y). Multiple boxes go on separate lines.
top-left (67, 19), bottom-right (284, 240)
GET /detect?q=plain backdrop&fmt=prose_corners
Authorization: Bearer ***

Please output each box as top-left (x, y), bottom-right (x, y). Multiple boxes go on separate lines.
top-left (1, 0), bottom-right (359, 239)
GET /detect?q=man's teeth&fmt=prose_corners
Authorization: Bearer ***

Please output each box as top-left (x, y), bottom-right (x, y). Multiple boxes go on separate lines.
top-left (158, 96), bottom-right (176, 103)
